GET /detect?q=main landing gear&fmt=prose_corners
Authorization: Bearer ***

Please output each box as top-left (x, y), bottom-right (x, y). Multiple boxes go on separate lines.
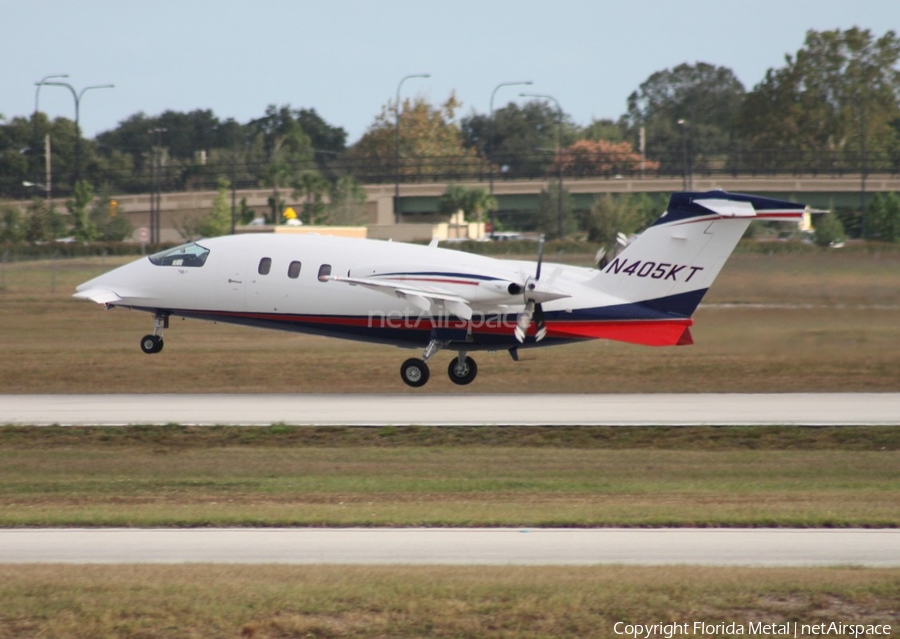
top-left (140, 313), bottom-right (168, 354)
top-left (400, 339), bottom-right (478, 388)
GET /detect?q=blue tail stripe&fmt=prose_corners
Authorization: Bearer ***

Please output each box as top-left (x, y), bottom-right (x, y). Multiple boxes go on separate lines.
top-left (546, 289), bottom-right (707, 321)
top-left (653, 191), bottom-right (806, 227)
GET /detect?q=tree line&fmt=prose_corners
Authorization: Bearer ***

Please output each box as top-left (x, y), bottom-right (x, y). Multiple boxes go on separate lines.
top-left (1, 27), bottom-right (899, 243)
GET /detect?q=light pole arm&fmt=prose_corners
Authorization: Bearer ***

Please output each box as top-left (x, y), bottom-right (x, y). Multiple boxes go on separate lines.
top-left (488, 81), bottom-right (532, 197)
top-left (393, 73), bottom-right (430, 223)
top-left (521, 92), bottom-right (565, 238)
top-left (34, 74), bottom-right (69, 120)
top-left (44, 81), bottom-right (114, 184)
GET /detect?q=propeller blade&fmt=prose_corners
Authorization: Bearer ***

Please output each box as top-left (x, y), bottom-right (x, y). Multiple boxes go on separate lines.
top-left (535, 235), bottom-right (545, 280)
top-left (514, 236), bottom-right (549, 343)
top-left (534, 303), bottom-right (546, 342)
top-left (514, 300), bottom-right (534, 343)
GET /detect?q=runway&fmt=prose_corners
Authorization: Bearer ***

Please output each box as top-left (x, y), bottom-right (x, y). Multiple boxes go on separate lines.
top-left (2, 393), bottom-right (900, 426)
top-left (1, 528), bottom-right (897, 566)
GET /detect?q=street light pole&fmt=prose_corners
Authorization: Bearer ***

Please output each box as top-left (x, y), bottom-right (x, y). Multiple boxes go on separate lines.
top-left (521, 93), bottom-right (564, 238)
top-left (148, 127), bottom-right (167, 244)
top-left (33, 74), bottom-right (68, 186)
top-left (677, 119), bottom-right (690, 191)
top-left (394, 73), bottom-right (430, 224)
top-left (488, 81), bottom-right (532, 196)
top-left (44, 81), bottom-right (115, 185)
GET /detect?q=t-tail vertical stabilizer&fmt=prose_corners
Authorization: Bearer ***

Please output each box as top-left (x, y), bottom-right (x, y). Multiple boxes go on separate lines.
top-left (594, 191), bottom-right (808, 318)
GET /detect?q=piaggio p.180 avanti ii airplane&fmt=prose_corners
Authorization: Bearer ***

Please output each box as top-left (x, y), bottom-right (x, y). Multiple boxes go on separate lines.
top-left (75, 190), bottom-right (813, 387)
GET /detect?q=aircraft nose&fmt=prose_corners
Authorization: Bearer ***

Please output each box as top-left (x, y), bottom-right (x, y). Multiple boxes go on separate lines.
top-left (73, 262), bottom-right (138, 305)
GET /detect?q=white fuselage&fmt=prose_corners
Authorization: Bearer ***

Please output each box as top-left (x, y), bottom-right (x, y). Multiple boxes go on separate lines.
top-left (76, 234), bottom-right (618, 351)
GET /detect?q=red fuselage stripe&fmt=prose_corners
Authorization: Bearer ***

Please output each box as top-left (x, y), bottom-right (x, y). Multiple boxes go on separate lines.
top-left (199, 310), bottom-right (693, 346)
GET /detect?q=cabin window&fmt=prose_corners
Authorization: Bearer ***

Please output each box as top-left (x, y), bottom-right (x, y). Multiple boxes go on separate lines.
top-left (149, 242), bottom-right (210, 267)
top-left (258, 257), bottom-right (272, 275)
top-left (317, 264), bottom-right (332, 282)
top-left (288, 261), bottom-right (302, 279)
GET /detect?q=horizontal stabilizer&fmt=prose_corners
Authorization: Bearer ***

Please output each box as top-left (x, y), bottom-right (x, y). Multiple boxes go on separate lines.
top-left (694, 198), bottom-right (756, 218)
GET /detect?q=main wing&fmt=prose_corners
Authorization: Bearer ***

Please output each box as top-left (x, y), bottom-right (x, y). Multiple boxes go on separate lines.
top-left (329, 274), bottom-right (476, 320)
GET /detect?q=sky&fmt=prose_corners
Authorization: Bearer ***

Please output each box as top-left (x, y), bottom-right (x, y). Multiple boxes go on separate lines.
top-left (3, 0), bottom-right (898, 144)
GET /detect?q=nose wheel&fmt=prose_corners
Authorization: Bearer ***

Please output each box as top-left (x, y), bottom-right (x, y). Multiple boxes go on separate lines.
top-left (140, 334), bottom-right (164, 354)
top-left (140, 313), bottom-right (169, 354)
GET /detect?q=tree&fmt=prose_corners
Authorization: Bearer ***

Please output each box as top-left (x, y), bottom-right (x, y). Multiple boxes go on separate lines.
top-left (67, 181), bottom-right (99, 242)
top-left (555, 139), bottom-right (659, 177)
top-left (813, 209), bottom-right (846, 246)
top-left (24, 200), bottom-right (50, 244)
top-left (625, 62), bottom-right (745, 173)
top-left (460, 100), bottom-right (578, 178)
top-left (528, 180), bottom-right (574, 239)
top-left (580, 118), bottom-right (626, 143)
top-left (737, 28), bottom-right (900, 173)
top-left (324, 176), bottom-right (369, 226)
top-left (586, 193), bottom-right (660, 245)
top-left (292, 171), bottom-right (328, 224)
top-left (179, 178), bottom-right (232, 240)
top-left (24, 198), bottom-right (64, 243)
top-left (436, 184), bottom-right (497, 224)
top-left (0, 202), bottom-right (25, 243)
top-left (350, 94), bottom-right (479, 181)
top-left (866, 192), bottom-right (900, 242)
top-left (250, 105), bottom-right (315, 223)
top-left (0, 114), bottom-right (81, 198)
top-left (90, 185), bottom-right (133, 241)
top-left (295, 108), bottom-right (347, 154)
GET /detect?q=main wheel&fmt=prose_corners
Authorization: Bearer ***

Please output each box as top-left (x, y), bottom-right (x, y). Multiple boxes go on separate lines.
top-left (447, 356), bottom-right (478, 385)
top-left (140, 335), bottom-right (164, 354)
top-left (400, 358), bottom-right (430, 388)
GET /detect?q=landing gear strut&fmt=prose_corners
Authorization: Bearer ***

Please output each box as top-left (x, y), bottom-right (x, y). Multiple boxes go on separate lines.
top-left (140, 313), bottom-right (168, 354)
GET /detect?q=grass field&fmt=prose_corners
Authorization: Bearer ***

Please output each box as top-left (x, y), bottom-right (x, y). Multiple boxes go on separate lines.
top-left (1, 249), bottom-right (900, 393)
top-left (0, 565), bottom-right (897, 638)
top-left (1, 253), bottom-right (898, 529)
top-left (0, 426), bottom-right (896, 527)
top-left (2, 250), bottom-right (899, 635)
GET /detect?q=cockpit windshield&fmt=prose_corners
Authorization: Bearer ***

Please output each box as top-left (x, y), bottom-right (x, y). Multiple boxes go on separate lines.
top-left (149, 242), bottom-right (210, 267)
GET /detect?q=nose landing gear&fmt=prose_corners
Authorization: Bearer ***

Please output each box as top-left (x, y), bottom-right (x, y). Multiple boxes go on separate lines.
top-left (140, 313), bottom-right (169, 354)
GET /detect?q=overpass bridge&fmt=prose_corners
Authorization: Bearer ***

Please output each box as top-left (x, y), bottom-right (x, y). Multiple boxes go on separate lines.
top-left (380, 174), bottom-right (900, 223)
top-left (39, 174), bottom-right (900, 242)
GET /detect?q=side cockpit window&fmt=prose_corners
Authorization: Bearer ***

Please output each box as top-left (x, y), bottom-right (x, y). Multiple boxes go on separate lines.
top-left (149, 243), bottom-right (210, 267)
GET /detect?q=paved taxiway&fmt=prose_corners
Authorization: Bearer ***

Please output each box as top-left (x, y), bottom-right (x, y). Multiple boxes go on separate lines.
top-left (3, 393), bottom-right (900, 425)
top-left (1, 528), bottom-right (896, 566)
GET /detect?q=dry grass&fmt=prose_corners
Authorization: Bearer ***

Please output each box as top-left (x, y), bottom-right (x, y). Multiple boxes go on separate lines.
top-left (0, 439), bottom-right (896, 527)
top-left (0, 564), bottom-right (897, 638)
top-left (3, 254), bottom-right (898, 635)
top-left (2, 252), bottom-right (900, 393)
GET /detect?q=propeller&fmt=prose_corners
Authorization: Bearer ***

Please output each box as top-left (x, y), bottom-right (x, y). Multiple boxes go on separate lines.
top-left (515, 236), bottom-right (551, 343)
